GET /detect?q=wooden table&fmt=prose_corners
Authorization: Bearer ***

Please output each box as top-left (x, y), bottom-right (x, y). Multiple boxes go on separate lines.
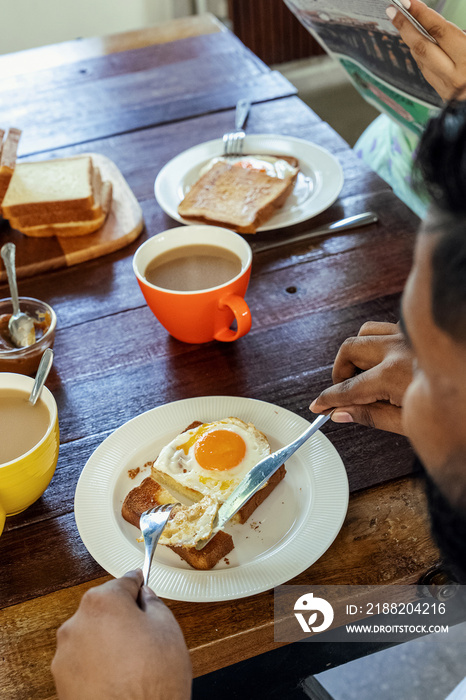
top-left (0, 14), bottom-right (444, 700)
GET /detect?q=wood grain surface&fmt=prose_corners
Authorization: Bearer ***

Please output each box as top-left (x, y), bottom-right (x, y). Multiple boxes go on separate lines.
top-left (0, 96), bottom-right (421, 608)
top-left (0, 153), bottom-right (144, 281)
top-left (0, 32), bottom-right (296, 155)
top-left (0, 476), bottom-right (440, 700)
top-left (0, 18), bottom-right (445, 700)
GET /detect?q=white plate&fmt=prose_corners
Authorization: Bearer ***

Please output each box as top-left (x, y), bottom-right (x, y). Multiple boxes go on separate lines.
top-left (75, 396), bottom-right (348, 602)
top-left (154, 135), bottom-right (344, 232)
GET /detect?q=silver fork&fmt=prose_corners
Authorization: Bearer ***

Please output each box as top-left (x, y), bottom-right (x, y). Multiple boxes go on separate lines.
top-left (223, 98), bottom-right (251, 157)
top-left (140, 503), bottom-right (178, 585)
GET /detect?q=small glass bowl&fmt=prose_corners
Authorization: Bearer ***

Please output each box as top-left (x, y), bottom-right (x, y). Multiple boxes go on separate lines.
top-left (0, 297), bottom-right (57, 375)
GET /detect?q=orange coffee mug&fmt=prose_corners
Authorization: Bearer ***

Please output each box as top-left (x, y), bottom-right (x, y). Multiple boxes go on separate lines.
top-left (133, 225), bottom-right (253, 344)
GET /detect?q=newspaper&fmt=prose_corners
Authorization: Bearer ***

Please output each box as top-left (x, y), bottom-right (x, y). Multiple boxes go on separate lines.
top-left (284, 0), bottom-right (445, 135)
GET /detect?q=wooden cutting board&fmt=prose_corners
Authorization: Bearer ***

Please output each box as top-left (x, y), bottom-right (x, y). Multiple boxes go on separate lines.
top-left (0, 152), bottom-right (144, 282)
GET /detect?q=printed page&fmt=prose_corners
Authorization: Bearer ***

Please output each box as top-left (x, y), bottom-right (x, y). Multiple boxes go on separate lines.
top-left (285, 0), bottom-right (443, 133)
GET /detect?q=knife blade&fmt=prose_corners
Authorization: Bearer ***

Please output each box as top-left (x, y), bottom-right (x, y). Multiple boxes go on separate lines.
top-left (251, 212), bottom-right (378, 254)
top-left (195, 412), bottom-right (331, 550)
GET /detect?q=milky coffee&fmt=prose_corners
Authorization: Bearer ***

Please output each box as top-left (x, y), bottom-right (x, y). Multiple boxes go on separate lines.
top-left (144, 244), bottom-right (243, 292)
top-left (0, 389), bottom-right (50, 464)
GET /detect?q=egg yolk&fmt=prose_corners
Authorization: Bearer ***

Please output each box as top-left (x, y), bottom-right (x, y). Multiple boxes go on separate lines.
top-left (177, 424), bottom-right (210, 455)
top-left (233, 160), bottom-right (267, 173)
top-left (194, 430), bottom-right (246, 471)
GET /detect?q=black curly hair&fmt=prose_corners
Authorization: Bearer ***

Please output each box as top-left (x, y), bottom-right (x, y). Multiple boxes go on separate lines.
top-left (414, 100), bottom-right (466, 342)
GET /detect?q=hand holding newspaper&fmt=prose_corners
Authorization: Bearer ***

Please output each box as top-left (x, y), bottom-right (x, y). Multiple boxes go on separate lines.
top-left (284, 0), bottom-right (451, 133)
top-left (390, 0), bottom-right (438, 43)
top-left (387, 0), bottom-right (466, 102)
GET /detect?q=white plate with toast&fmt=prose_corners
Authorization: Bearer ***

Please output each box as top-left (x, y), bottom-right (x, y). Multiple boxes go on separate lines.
top-left (75, 396), bottom-right (348, 602)
top-left (154, 135), bottom-right (344, 232)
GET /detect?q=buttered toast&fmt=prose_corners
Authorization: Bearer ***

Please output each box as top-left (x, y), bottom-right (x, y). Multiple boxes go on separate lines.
top-left (178, 157), bottom-right (299, 233)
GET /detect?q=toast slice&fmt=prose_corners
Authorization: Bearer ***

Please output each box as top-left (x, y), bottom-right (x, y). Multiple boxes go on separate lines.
top-left (2, 155), bottom-right (97, 219)
top-left (178, 158), bottom-right (298, 233)
top-left (0, 128), bottom-right (22, 205)
top-left (122, 477), bottom-right (234, 570)
top-left (123, 418), bottom-right (287, 569)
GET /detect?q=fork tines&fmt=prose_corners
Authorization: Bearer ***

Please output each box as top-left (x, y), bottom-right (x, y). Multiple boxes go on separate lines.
top-left (223, 130), bottom-right (245, 158)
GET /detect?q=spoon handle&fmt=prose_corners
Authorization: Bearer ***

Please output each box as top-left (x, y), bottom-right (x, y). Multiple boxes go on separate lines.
top-left (1, 243), bottom-right (20, 316)
top-left (29, 348), bottom-right (54, 405)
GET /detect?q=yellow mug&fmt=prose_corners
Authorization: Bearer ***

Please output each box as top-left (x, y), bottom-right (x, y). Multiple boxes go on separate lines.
top-left (0, 372), bottom-right (59, 536)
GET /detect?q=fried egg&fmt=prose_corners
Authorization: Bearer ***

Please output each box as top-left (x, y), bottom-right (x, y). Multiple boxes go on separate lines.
top-left (158, 496), bottom-right (220, 547)
top-left (153, 417), bottom-right (270, 500)
top-left (198, 155), bottom-right (298, 180)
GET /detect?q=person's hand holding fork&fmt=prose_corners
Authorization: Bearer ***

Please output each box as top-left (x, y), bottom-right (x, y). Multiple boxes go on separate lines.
top-left (52, 569), bottom-right (192, 700)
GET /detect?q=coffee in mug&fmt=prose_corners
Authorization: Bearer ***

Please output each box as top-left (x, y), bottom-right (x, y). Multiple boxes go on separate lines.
top-left (0, 372), bottom-right (59, 536)
top-left (0, 389), bottom-right (50, 464)
top-left (143, 244), bottom-right (243, 292)
top-left (133, 225), bottom-right (253, 344)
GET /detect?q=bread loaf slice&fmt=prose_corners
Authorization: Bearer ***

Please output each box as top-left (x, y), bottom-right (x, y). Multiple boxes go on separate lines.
top-left (178, 159), bottom-right (298, 233)
top-left (0, 128), bottom-right (22, 205)
top-left (8, 167), bottom-right (104, 227)
top-left (2, 155), bottom-right (97, 219)
top-left (10, 180), bottom-right (112, 238)
top-left (15, 215), bottom-right (106, 238)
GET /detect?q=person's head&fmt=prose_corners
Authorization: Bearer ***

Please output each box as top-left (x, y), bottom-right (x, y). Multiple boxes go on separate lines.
top-left (401, 100), bottom-right (466, 581)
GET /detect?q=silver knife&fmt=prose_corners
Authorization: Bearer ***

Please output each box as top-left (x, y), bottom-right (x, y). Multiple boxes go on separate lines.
top-left (196, 412), bottom-right (331, 549)
top-left (252, 212), bottom-right (378, 254)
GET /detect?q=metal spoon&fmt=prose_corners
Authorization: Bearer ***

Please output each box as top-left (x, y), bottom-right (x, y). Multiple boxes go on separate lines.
top-left (29, 348), bottom-right (54, 405)
top-left (0, 243), bottom-right (36, 348)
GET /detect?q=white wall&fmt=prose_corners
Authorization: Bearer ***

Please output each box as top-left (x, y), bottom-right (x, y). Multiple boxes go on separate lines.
top-left (145, 0), bottom-right (192, 26)
top-left (1, 0), bottom-right (145, 54)
top-left (1, 0), bottom-right (220, 55)
top-left (1, 0), bottom-right (227, 55)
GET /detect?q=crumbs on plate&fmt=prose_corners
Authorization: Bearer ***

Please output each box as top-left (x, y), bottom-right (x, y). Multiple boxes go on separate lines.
top-left (128, 460), bottom-right (154, 479)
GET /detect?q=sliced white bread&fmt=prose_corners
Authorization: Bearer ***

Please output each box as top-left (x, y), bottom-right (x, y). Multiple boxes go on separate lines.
top-left (14, 180), bottom-right (112, 238)
top-left (0, 128), bottom-right (22, 204)
top-left (2, 155), bottom-right (97, 219)
top-left (8, 167), bottom-right (105, 227)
